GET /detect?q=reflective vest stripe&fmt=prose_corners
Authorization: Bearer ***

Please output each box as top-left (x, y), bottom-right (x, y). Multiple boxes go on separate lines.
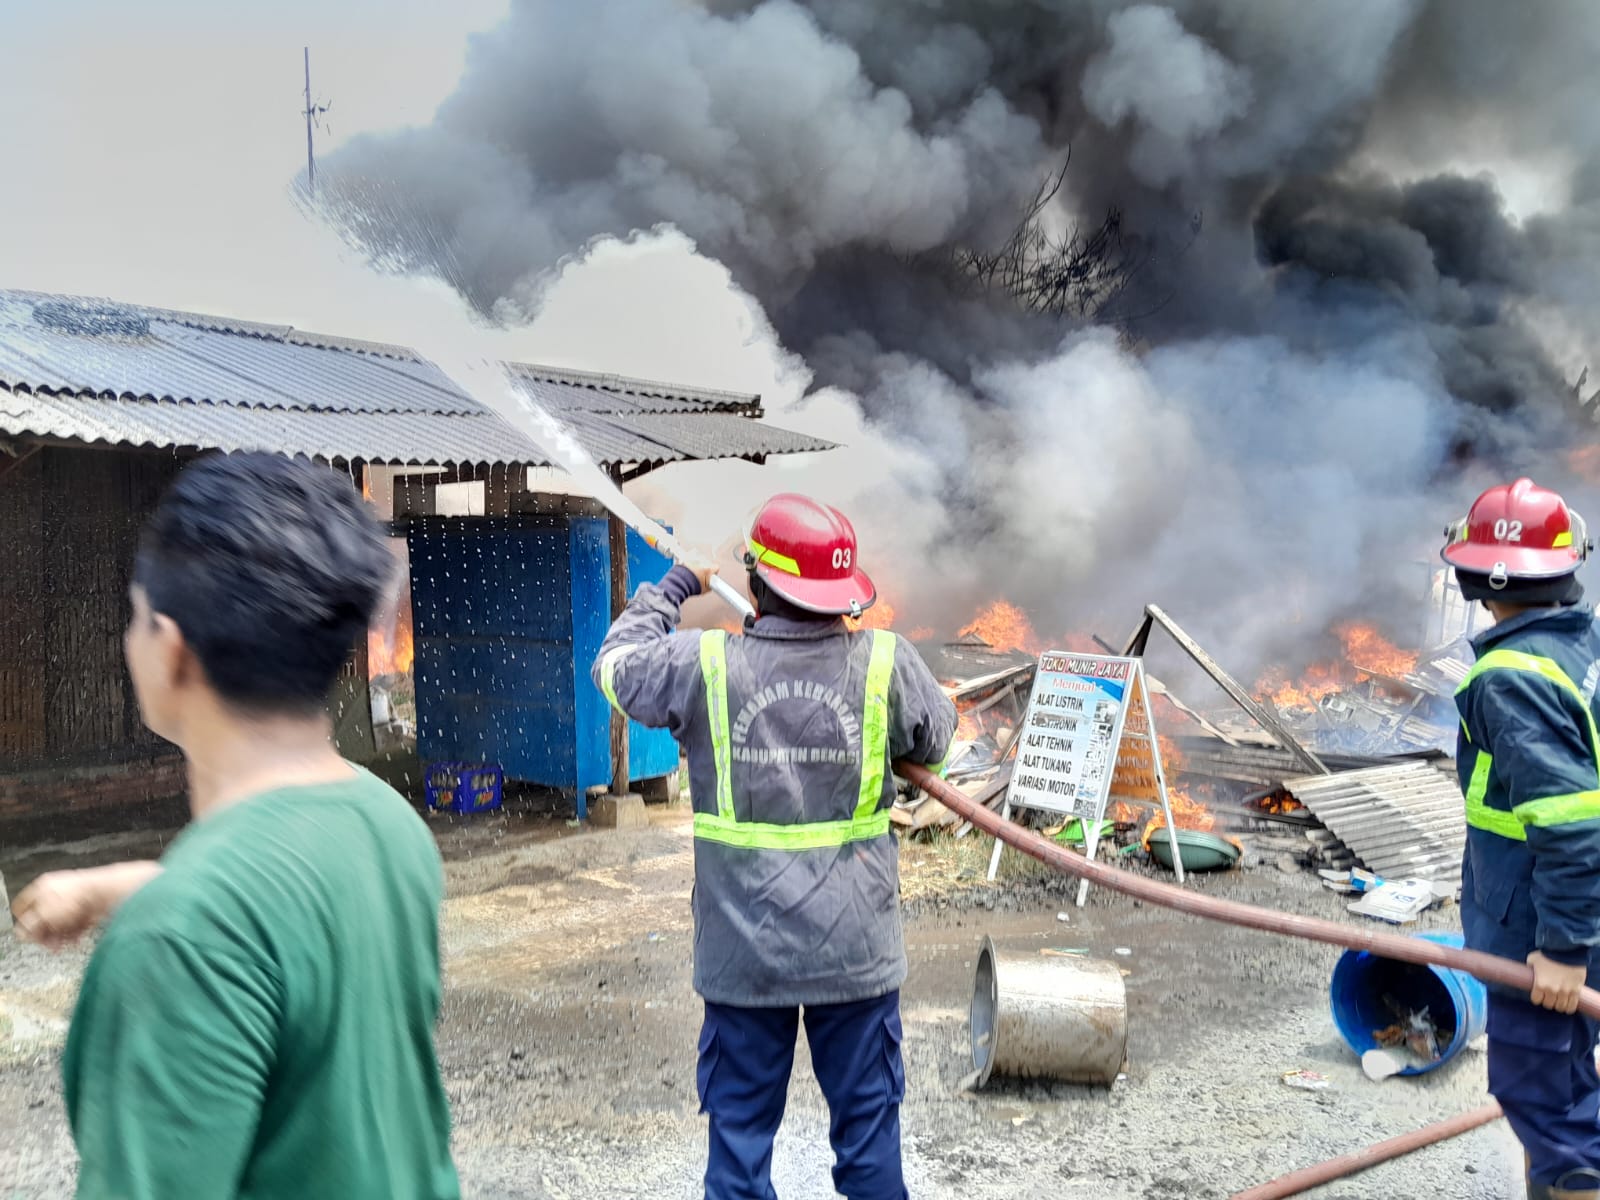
top-left (700, 631), bottom-right (736, 822)
top-left (1456, 648), bottom-right (1600, 839)
top-left (598, 645), bottom-right (637, 717)
top-left (695, 629), bottom-right (897, 851)
top-left (855, 632), bottom-right (898, 821)
top-left (692, 811), bottom-right (892, 850)
top-left (1463, 749), bottom-right (1525, 840)
top-left (1516, 790), bottom-right (1600, 828)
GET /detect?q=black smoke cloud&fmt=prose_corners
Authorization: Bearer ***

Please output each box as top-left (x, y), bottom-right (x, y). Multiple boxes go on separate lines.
top-left (316, 0), bottom-right (1600, 674)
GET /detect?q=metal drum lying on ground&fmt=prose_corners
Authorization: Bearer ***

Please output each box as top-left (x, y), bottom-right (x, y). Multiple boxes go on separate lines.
top-left (970, 935), bottom-right (1128, 1087)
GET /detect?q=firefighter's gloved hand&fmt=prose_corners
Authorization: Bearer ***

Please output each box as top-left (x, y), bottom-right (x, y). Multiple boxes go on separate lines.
top-left (1527, 951), bottom-right (1588, 1014)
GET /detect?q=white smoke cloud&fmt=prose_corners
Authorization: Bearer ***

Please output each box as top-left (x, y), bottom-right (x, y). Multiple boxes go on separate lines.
top-left (1081, 5), bottom-right (1252, 186)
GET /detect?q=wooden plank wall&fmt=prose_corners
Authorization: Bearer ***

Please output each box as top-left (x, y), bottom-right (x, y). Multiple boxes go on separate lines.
top-left (0, 446), bottom-right (181, 769)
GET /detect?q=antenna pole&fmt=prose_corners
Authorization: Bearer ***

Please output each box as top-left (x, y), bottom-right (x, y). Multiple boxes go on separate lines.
top-left (303, 47), bottom-right (316, 196)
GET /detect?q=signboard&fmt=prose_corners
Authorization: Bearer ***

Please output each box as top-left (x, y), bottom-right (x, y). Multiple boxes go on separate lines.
top-left (988, 651), bottom-right (1185, 903)
top-left (1006, 652), bottom-right (1133, 820)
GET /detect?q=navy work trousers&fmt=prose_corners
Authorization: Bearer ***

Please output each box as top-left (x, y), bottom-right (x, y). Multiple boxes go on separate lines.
top-left (695, 990), bottom-right (908, 1200)
top-left (1487, 992), bottom-right (1600, 1187)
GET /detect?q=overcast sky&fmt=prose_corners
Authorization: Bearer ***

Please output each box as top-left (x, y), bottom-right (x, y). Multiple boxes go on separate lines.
top-left (0, 0), bottom-right (800, 401)
top-left (0, 1), bottom-right (872, 556)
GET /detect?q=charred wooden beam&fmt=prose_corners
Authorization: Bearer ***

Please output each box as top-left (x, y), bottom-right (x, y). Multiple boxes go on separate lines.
top-left (1133, 605), bottom-right (1329, 776)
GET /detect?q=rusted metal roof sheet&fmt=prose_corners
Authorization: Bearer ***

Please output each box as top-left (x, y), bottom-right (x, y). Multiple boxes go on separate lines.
top-left (1282, 760), bottom-right (1466, 887)
top-left (0, 289), bottom-right (832, 469)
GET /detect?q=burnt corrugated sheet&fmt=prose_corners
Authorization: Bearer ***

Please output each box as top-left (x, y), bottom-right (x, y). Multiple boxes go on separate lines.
top-left (0, 289), bottom-right (832, 468)
top-left (1282, 760), bottom-right (1466, 887)
top-left (1171, 735), bottom-right (1392, 785)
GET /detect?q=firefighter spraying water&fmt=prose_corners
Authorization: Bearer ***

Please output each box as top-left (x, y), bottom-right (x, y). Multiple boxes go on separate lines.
top-left (592, 493), bottom-right (956, 1200)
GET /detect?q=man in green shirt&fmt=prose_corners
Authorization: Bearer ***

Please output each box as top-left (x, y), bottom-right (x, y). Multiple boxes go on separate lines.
top-left (11, 452), bottom-right (459, 1199)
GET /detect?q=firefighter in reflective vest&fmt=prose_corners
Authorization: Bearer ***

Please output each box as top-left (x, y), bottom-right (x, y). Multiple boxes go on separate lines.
top-left (1444, 478), bottom-right (1600, 1200)
top-left (593, 493), bottom-right (956, 1200)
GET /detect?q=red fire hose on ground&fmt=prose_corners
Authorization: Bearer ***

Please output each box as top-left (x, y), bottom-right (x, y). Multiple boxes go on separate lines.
top-left (895, 762), bottom-right (1588, 1196)
top-left (1230, 1102), bottom-right (1505, 1200)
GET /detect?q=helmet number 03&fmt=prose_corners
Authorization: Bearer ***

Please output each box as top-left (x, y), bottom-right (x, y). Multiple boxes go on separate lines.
top-left (831, 547), bottom-right (852, 570)
top-left (1494, 518), bottom-right (1524, 543)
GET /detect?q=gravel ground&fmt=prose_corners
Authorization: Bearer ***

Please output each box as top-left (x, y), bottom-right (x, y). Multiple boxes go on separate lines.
top-left (0, 804), bottom-right (1526, 1198)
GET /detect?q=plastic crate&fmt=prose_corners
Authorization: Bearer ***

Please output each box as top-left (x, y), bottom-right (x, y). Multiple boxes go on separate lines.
top-left (425, 762), bottom-right (504, 815)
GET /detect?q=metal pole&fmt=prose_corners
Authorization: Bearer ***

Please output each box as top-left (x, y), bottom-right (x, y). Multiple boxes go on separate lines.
top-left (304, 48), bottom-right (316, 196)
top-left (608, 468), bottom-right (630, 797)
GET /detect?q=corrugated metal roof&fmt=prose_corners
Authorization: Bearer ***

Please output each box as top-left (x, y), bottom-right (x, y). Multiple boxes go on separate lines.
top-left (1282, 760), bottom-right (1466, 887)
top-left (0, 289), bottom-right (832, 468)
top-left (0, 392), bottom-right (831, 471)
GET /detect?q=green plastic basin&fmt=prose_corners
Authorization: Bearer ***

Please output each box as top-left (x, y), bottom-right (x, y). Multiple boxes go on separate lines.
top-left (1147, 828), bottom-right (1241, 873)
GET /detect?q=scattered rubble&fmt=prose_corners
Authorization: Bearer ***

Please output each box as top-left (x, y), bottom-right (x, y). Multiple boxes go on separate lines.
top-left (1375, 998), bottom-right (1444, 1066)
top-left (904, 603), bottom-right (1470, 908)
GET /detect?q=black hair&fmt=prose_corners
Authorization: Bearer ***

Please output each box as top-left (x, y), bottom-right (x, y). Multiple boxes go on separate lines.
top-left (132, 452), bottom-right (393, 714)
top-left (1454, 568), bottom-right (1585, 608)
top-left (748, 570), bottom-right (836, 623)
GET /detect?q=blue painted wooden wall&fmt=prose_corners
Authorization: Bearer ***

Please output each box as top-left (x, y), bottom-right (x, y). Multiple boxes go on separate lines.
top-left (408, 516), bottom-right (678, 815)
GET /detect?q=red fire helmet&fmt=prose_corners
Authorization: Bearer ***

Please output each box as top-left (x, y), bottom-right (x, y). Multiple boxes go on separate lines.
top-left (744, 493), bottom-right (877, 617)
top-left (1441, 477), bottom-right (1591, 586)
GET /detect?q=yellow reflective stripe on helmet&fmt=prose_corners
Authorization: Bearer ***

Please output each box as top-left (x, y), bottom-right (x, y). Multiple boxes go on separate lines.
top-left (694, 810), bottom-right (891, 850)
top-left (598, 645), bottom-right (636, 716)
top-left (1515, 790), bottom-right (1600, 827)
top-left (1463, 750), bottom-right (1526, 840)
top-left (855, 631), bottom-right (898, 821)
top-left (699, 631), bottom-right (735, 821)
top-left (1556, 531), bottom-right (1576, 548)
top-left (746, 536), bottom-right (802, 576)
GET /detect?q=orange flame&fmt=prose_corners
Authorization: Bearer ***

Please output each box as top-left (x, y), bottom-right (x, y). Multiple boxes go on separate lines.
top-left (1141, 731), bottom-right (1216, 840)
top-left (1254, 662), bottom-right (1343, 709)
top-left (1336, 621), bottom-right (1417, 678)
top-left (368, 593), bottom-right (414, 677)
top-left (1254, 621), bottom-right (1418, 708)
top-left (959, 600), bottom-right (1040, 655)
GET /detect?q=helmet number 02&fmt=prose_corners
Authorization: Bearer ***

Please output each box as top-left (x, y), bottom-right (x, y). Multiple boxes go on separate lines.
top-left (1494, 518), bottom-right (1524, 543)
top-left (831, 547), bottom-right (852, 570)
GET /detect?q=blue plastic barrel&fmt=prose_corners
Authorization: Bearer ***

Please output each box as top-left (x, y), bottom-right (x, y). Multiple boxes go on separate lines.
top-left (1329, 932), bottom-right (1489, 1076)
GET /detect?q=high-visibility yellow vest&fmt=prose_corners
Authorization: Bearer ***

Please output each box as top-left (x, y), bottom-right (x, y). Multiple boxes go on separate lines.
top-left (692, 629), bottom-right (898, 851)
top-left (1457, 647), bottom-right (1600, 840)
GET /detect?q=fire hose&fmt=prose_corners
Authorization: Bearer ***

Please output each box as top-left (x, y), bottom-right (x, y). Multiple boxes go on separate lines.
top-left (896, 761), bottom-right (1600, 1012)
top-left (1229, 1101), bottom-right (1505, 1200)
top-left (894, 762), bottom-right (1597, 1195)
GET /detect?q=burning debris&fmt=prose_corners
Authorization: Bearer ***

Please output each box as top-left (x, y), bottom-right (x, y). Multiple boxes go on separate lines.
top-left (897, 597), bottom-right (1471, 900)
top-left (1247, 623), bottom-right (1459, 758)
top-left (957, 601), bottom-right (1042, 657)
top-left (367, 546), bottom-right (418, 752)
